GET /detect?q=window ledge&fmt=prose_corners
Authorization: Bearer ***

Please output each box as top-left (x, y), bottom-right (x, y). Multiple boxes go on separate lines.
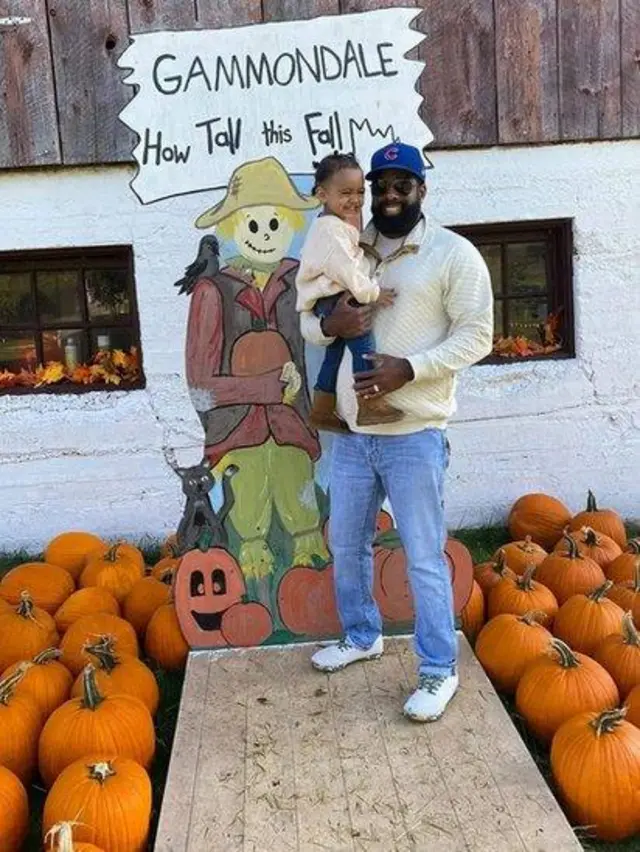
top-left (0, 379), bottom-right (146, 396)
top-left (478, 351), bottom-right (575, 367)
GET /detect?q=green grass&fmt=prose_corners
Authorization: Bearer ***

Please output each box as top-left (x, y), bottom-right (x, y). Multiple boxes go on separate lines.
top-left (3, 525), bottom-right (640, 850)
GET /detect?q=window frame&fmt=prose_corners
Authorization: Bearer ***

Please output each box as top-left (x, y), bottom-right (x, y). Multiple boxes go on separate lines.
top-left (450, 218), bottom-right (575, 365)
top-left (0, 244), bottom-right (145, 395)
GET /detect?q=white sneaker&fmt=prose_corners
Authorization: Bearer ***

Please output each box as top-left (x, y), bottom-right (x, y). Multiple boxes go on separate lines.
top-left (311, 636), bottom-right (384, 673)
top-left (403, 673), bottom-right (459, 722)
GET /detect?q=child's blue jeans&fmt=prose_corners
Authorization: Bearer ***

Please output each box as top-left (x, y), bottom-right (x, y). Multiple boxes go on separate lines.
top-left (313, 294), bottom-right (375, 393)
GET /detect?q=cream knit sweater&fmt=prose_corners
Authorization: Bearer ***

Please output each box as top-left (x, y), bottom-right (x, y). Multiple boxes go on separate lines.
top-left (300, 216), bottom-right (494, 434)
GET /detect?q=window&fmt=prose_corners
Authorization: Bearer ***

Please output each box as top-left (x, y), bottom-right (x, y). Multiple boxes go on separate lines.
top-left (451, 219), bottom-right (574, 362)
top-left (0, 246), bottom-right (144, 393)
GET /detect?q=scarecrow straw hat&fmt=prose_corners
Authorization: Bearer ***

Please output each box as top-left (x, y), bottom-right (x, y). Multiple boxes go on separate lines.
top-left (196, 157), bottom-right (319, 228)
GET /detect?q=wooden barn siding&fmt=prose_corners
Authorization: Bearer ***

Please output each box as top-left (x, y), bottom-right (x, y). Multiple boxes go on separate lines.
top-left (0, 0), bottom-right (638, 169)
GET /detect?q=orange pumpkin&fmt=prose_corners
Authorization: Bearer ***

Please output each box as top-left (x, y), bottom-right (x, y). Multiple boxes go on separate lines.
top-left (606, 540), bottom-right (640, 585)
top-left (535, 533), bottom-right (605, 605)
top-left (0, 668), bottom-right (43, 783)
top-left (491, 536), bottom-right (547, 576)
top-left (80, 545), bottom-right (144, 604)
top-left (45, 820), bottom-right (105, 851)
top-left (0, 765), bottom-right (29, 851)
top-left (459, 580), bottom-right (485, 645)
top-left (554, 525), bottom-right (622, 569)
top-left (373, 546), bottom-right (414, 623)
top-left (487, 565), bottom-right (559, 625)
top-left (174, 547), bottom-right (248, 647)
top-left (550, 708), bottom-right (640, 841)
top-left (86, 541), bottom-right (145, 574)
top-left (230, 328), bottom-right (291, 375)
top-left (54, 587), bottom-right (120, 635)
top-left (606, 560), bottom-right (640, 612)
top-left (42, 757), bottom-right (152, 852)
top-left (552, 582), bottom-right (624, 656)
top-left (60, 613), bottom-right (139, 676)
top-left (123, 574), bottom-right (173, 636)
top-left (44, 531), bottom-right (106, 582)
top-left (145, 603), bottom-right (190, 670)
top-left (71, 636), bottom-right (159, 716)
top-left (0, 562), bottom-right (75, 614)
top-left (276, 564), bottom-right (341, 638)
top-left (507, 493), bottom-right (572, 549)
top-left (0, 592), bottom-right (60, 671)
top-left (593, 612), bottom-right (640, 700)
top-left (2, 648), bottom-right (73, 722)
top-left (515, 638), bottom-right (619, 743)
top-left (160, 533), bottom-right (179, 558)
top-left (39, 664), bottom-right (156, 787)
top-left (475, 611), bottom-right (552, 694)
top-left (626, 684), bottom-right (640, 728)
top-left (220, 602), bottom-right (273, 647)
top-left (473, 549), bottom-right (508, 596)
top-left (150, 554), bottom-right (181, 581)
top-left (569, 490), bottom-right (627, 549)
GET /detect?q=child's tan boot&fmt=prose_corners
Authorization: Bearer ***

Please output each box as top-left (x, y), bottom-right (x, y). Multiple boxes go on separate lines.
top-left (309, 390), bottom-right (349, 433)
top-left (356, 395), bottom-right (404, 426)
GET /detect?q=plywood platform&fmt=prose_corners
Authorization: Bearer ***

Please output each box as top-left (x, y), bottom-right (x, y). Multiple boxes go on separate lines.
top-left (155, 637), bottom-right (581, 852)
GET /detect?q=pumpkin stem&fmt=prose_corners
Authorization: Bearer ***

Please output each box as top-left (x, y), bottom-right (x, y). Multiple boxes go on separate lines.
top-left (588, 580), bottom-right (614, 602)
top-left (627, 539), bottom-right (640, 556)
top-left (45, 821), bottom-right (82, 852)
top-left (519, 611), bottom-right (547, 626)
top-left (590, 707), bottom-right (627, 735)
top-left (582, 526), bottom-right (600, 546)
top-left (89, 761), bottom-right (117, 784)
top-left (16, 590), bottom-right (37, 620)
top-left (104, 544), bottom-right (120, 563)
top-left (84, 636), bottom-right (119, 674)
top-left (0, 668), bottom-right (27, 705)
top-left (586, 489), bottom-right (598, 512)
top-left (81, 664), bottom-right (105, 710)
top-left (32, 647), bottom-right (63, 665)
top-left (551, 638), bottom-right (580, 668)
top-left (516, 565), bottom-right (537, 590)
top-left (559, 532), bottom-right (581, 560)
top-left (622, 612), bottom-right (640, 647)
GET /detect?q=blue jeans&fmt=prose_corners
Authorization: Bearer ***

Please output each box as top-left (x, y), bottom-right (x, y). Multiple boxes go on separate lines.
top-left (313, 294), bottom-right (375, 393)
top-left (328, 429), bottom-right (456, 676)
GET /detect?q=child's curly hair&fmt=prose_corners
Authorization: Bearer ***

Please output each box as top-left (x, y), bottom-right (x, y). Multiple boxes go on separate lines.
top-left (312, 151), bottom-right (361, 194)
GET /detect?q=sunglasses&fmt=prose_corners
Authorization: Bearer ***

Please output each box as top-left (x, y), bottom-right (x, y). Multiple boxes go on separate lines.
top-left (370, 177), bottom-right (419, 196)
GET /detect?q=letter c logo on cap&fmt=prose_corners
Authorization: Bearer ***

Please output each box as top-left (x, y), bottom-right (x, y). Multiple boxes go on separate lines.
top-left (383, 146), bottom-right (399, 161)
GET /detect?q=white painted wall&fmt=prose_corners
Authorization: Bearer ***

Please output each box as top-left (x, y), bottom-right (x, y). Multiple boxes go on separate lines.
top-left (1, 140), bottom-right (638, 551)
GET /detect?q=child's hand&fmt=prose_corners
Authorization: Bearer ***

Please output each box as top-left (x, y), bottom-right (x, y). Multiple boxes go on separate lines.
top-left (376, 288), bottom-right (396, 308)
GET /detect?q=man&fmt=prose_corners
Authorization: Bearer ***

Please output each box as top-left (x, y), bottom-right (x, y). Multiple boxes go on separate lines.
top-left (300, 142), bottom-right (493, 722)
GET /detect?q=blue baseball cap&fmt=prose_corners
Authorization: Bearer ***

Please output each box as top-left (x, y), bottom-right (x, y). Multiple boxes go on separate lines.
top-left (365, 142), bottom-right (426, 183)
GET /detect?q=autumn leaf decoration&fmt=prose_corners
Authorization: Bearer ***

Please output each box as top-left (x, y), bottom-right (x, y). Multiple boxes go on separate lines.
top-left (492, 307), bottom-right (564, 359)
top-left (0, 347), bottom-right (140, 389)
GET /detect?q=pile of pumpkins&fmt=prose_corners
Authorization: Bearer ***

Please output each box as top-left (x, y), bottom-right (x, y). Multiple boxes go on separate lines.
top-left (459, 490), bottom-right (640, 843)
top-left (0, 531), bottom-right (187, 852)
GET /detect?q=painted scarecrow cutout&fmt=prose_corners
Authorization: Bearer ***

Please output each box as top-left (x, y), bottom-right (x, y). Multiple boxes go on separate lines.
top-left (181, 157), bottom-right (330, 611)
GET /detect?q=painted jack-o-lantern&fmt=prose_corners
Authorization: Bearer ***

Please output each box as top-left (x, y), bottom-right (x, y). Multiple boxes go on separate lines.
top-left (175, 548), bottom-right (246, 648)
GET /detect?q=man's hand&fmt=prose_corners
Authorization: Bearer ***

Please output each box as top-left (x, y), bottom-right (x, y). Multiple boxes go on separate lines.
top-left (321, 292), bottom-right (374, 340)
top-left (353, 354), bottom-right (414, 398)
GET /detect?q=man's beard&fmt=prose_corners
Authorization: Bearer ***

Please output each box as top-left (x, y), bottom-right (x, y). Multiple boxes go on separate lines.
top-left (372, 200), bottom-right (423, 238)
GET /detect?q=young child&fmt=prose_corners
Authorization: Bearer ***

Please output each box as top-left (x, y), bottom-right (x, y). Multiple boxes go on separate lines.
top-left (296, 152), bottom-right (403, 431)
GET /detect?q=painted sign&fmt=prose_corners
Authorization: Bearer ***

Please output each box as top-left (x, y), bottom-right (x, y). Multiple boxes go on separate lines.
top-left (117, 8), bottom-right (428, 203)
top-left (116, 8), bottom-right (466, 649)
